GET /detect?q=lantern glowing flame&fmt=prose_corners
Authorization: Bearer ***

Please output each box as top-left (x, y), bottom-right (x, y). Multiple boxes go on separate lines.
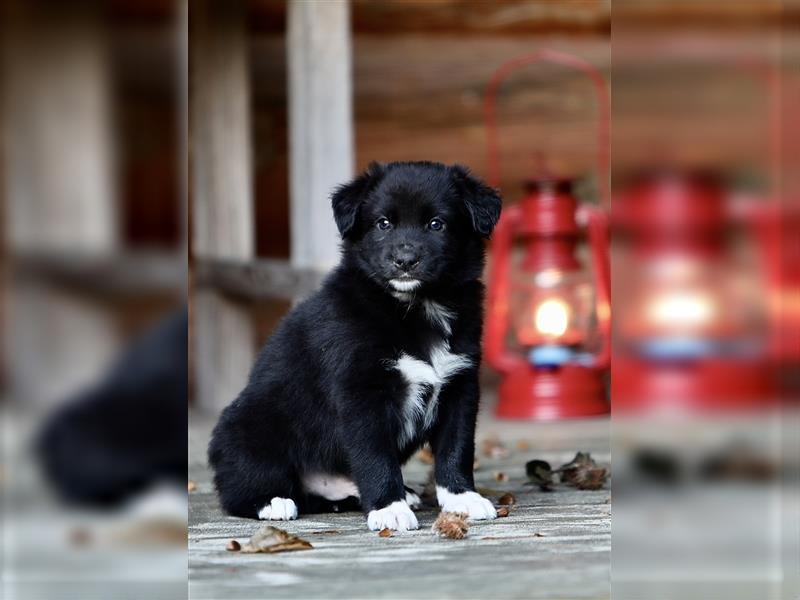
top-left (645, 291), bottom-right (716, 329)
top-left (534, 298), bottom-right (570, 338)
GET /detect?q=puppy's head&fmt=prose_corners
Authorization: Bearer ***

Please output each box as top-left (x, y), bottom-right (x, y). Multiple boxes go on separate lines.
top-left (331, 161), bottom-right (501, 294)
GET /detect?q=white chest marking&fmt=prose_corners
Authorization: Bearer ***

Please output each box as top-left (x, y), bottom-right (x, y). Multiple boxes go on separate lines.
top-left (392, 341), bottom-right (472, 446)
top-left (423, 300), bottom-right (456, 336)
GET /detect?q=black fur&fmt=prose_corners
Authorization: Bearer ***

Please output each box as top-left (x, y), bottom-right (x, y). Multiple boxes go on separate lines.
top-left (208, 161), bottom-right (501, 521)
top-left (37, 309), bottom-right (188, 506)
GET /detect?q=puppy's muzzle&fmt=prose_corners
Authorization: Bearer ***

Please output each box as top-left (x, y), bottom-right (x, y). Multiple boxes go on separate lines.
top-left (391, 244), bottom-right (420, 272)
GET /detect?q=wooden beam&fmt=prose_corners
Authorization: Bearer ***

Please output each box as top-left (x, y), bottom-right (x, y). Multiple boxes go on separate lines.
top-left (12, 251), bottom-right (185, 298)
top-left (249, 0), bottom-right (611, 35)
top-left (191, 0), bottom-right (254, 261)
top-left (287, 0), bottom-right (354, 270)
top-left (193, 258), bottom-right (324, 302)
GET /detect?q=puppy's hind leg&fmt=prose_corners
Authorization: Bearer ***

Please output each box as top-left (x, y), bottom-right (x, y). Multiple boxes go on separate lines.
top-left (213, 457), bottom-right (301, 520)
top-left (209, 426), bottom-right (301, 520)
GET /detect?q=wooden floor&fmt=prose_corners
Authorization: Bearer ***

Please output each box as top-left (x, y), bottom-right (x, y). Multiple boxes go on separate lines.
top-left (188, 399), bottom-right (611, 600)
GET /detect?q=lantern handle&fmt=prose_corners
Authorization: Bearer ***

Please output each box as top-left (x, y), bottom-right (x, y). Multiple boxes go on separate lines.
top-left (483, 49), bottom-right (610, 210)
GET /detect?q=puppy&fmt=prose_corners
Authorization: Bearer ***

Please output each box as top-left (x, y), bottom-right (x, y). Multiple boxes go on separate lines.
top-left (208, 161), bottom-right (501, 531)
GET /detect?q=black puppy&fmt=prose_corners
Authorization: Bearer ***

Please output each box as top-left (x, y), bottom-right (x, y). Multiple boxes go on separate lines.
top-left (208, 161), bottom-right (501, 530)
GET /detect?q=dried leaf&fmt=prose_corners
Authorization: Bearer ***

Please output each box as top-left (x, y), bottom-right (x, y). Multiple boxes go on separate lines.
top-left (557, 452), bottom-right (609, 490)
top-left (525, 459), bottom-right (554, 491)
top-left (699, 444), bottom-right (776, 482)
top-left (573, 466), bottom-right (609, 490)
top-left (378, 528), bottom-right (393, 538)
top-left (68, 528), bottom-right (92, 547)
top-left (432, 512), bottom-right (469, 540)
top-left (109, 518), bottom-right (187, 546)
top-left (239, 526), bottom-right (313, 554)
top-left (493, 471), bottom-right (508, 482)
top-left (226, 540), bottom-right (241, 552)
top-left (481, 438), bottom-right (510, 460)
top-left (496, 507), bottom-right (510, 518)
top-left (497, 492), bottom-right (516, 506)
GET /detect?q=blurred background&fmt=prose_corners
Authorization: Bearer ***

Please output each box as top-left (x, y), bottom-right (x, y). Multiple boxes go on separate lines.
top-left (2, 1), bottom-right (187, 599)
top-left (1, 0), bottom-right (798, 599)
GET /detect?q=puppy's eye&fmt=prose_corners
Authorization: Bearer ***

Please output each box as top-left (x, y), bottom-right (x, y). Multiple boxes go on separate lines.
top-left (428, 218), bottom-right (445, 231)
top-left (376, 217), bottom-right (392, 231)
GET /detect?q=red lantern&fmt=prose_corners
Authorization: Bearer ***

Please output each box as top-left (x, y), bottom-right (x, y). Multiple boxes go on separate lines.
top-left (612, 169), bottom-right (777, 411)
top-left (610, 55), bottom-right (785, 412)
top-left (483, 50), bottom-right (611, 420)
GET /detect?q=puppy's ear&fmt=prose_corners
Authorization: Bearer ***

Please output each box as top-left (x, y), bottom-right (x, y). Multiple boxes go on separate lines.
top-left (331, 162), bottom-right (386, 239)
top-left (451, 165), bottom-right (502, 238)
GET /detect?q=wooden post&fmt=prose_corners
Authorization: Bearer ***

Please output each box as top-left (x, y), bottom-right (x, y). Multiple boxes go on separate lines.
top-left (190, 0), bottom-right (255, 412)
top-left (192, 290), bottom-right (254, 413)
top-left (191, 0), bottom-right (254, 261)
top-left (287, 0), bottom-right (354, 271)
top-left (2, 6), bottom-right (118, 254)
top-left (2, 5), bottom-right (121, 407)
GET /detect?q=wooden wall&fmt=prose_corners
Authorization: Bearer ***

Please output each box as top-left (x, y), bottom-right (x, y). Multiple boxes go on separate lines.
top-left (248, 0), bottom-right (612, 260)
top-left (247, 0), bottom-right (783, 262)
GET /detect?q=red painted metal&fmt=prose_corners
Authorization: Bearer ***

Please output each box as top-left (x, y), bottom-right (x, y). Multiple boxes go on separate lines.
top-left (482, 50), bottom-right (611, 420)
top-left (612, 171), bottom-right (778, 412)
top-left (496, 364), bottom-right (608, 420)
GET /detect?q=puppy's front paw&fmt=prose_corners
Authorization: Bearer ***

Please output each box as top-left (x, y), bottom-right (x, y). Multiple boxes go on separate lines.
top-left (436, 487), bottom-right (496, 521)
top-left (367, 500), bottom-right (419, 531)
top-left (257, 497), bottom-right (298, 521)
top-left (405, 490), bottom-right (422, 510)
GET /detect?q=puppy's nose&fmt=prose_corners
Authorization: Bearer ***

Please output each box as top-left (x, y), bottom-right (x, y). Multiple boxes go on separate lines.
top-left (391, 247), bottom-right (420, 272)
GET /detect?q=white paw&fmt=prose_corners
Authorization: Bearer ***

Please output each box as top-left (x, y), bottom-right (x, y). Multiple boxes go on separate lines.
top-left (436, 487), bottom-right (496, 521)
top-left (405, 490), bottom-right (422, 509)
top-left (257, 497), bottom-right (298, 521)
top-left (367, 500), bottom-right (419, 531)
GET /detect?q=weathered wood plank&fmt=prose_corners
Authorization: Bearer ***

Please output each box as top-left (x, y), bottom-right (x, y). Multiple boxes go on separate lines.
top-left (192, 289), bottom-right (255, 413)
top-left (3, 3), bottom-right (118, 253)
top-left (189, 411), bottom-right (611, 599)
top-left (250, 0), bottom-right (611, 35)
top-left (193, 258), bottom-right (325, 301)
top-left (287, 0), bottom-right (354, 270)
top-left (191, 0), bottom-right (254, 260)
top-left (12, 251), bottom-right (185, 297)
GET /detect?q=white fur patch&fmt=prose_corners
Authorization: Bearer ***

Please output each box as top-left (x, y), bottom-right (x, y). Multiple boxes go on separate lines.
top-left (367, 500), bottom-right (419, 531)
top-left (391, 290), bottom-right (414, 302)
top-left (423, 300), bottom-right (456, 336)
top-left (405, 490), bottom-right (422, 509)
top-left (436, 486), bottom-right (496, 521)
top-left (302, 473), bottom-right (359, 501)
top-left (257, 497), bottom-right (298, 521)
top-left (392, 341), bottom-right (472, 445)
top-left (389, 278), bottom-right (421, 292)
